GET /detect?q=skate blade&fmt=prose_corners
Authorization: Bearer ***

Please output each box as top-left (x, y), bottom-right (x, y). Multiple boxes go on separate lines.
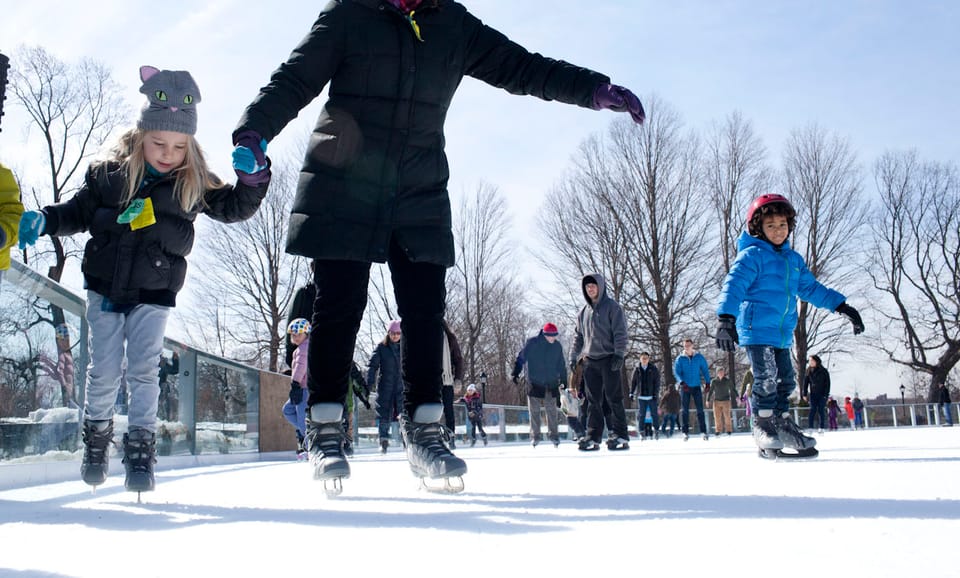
top-left (419, 476), bottom-right (465, 494)
top-left (759, 448), bottom-right (819, 460)
top-left (322, 477), bottom-right (344, 497)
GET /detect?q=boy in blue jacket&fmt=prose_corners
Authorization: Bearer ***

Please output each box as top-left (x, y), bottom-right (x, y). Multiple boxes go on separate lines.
top-left (716, 194), bottom-right (863, 458)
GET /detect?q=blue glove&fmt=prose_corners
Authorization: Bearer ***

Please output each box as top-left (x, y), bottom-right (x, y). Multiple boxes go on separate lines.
top-left (19, 211), bottom-right (46, 250)
top-left (232, 130), bottom-right (268, 174)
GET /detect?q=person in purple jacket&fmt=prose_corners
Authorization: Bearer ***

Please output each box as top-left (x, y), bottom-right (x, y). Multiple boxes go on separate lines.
top-left (716, 194), bottom-right (864, 459)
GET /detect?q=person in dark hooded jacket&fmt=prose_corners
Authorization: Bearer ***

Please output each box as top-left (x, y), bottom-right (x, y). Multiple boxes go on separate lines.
top-left (569, 273), bottom-right (630, 451)
top-left (802, 354), bottom-right (830, 432)
top-left (232, 0), bottom-right (646, 485)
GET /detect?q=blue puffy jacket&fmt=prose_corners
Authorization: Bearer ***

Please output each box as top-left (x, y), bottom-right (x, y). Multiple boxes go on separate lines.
top-left (717, 233), bottom-right (845, 348)
top-left (674, 353), bottom-right (710, 389)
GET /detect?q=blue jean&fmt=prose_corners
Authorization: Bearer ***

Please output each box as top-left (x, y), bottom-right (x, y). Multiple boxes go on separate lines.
top-left (744, 345), bottom-right (796, 414)
top-left (680, 387), bottom-right (706, 434)
top-left (660, 414), bottom-right (677, 435)
top-left (282, 394), bottom-right (308, 437)
top-left (942, 404), bottom-right (954, 426)
top-left (808, 393), bottom-right (828, 429)
top-left (636, 398), bottom-right (659, 432)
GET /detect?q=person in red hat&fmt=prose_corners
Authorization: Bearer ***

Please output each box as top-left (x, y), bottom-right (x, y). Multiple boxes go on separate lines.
top-left (512, 322), bottom-right (568, 447)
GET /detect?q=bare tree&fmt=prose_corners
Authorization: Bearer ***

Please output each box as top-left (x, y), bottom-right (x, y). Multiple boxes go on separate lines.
top-left (704, 111), bottom-right (772, 382)
top-left (189, 158), bottom-right (307, 372)
top-left (868, 150), bottom-right (960, 399)
top-left (539, 97), bottom-right (709, 384)
top-left (10, 46), bottom-right (128, 281)
top-left (782, 124), bottom-right (867, 377)
top-left (448, 182), bottom-right (517, 393)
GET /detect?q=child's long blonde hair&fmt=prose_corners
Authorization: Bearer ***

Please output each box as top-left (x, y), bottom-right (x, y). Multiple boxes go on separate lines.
top-left (108, 127), bottom-right (223, 212)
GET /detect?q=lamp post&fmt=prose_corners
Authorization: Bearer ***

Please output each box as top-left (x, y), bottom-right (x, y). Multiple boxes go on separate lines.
top-left (900, 384), bottom-right (906, 424)
top-left (480, 371), bottom-right (487, 405)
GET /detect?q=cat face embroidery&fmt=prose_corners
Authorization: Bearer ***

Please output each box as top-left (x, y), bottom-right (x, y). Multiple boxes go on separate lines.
top-left (137, 65), bottom-right (201, 135)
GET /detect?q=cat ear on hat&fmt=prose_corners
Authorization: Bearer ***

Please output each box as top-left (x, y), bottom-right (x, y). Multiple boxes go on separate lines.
top-left (140, 65), bottom-right (160, 84)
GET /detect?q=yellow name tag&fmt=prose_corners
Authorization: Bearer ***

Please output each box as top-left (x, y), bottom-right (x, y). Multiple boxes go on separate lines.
top-left (129, 197), bottom-right (157, 230)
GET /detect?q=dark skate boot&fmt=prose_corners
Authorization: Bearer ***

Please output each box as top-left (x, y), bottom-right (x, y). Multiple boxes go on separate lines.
top-left (606, 437), bottom-right (630, 451)
top-left (296, 431), bottom-right (307, 461)
top-left (753, 411), bottom-right (792, 459)
top-left (122, 428), bottom-right (157, 499)
top-left (401, 403), bottom-right (467, 493)
top-left (772, 413), bottom-right (819, 459)
top-left (578, 438), bottom-right (600, 451)
top-left (81, 419), bottom-right (114, 488)
top-left (306, 403), bottom-right (350, 496)
top-left (379, 438), bottom-right (389, 454)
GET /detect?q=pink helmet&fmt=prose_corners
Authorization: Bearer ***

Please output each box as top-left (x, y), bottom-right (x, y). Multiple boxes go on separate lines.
top-left (747, 194), bottom-right (795, 237)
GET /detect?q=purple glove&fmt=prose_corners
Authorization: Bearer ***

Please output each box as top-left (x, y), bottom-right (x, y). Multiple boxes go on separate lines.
top-left (232, 130), bottom-right (267, 169)
top-left (593, 83), bottom-right (645, 125)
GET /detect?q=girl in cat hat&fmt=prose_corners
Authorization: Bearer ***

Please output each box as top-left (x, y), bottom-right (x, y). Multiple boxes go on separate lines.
top-left (19, 65), bottom-right (270, 495)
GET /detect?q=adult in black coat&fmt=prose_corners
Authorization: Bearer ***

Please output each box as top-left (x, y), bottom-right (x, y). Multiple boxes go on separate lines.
top-left (802, 355), bottom-right (831, 431)
top-left (234, 0), bottom-right (646, 479)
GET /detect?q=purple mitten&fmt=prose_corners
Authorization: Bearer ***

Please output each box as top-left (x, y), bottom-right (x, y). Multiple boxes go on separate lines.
top-left (233, 129), bottom-right (267, 168)
top-left (593, 83), bottom-right (646, 125)
top-left (235, 166), bottom-right (271, 187)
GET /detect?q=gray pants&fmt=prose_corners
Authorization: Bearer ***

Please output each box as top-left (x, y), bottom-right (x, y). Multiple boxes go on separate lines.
top-left (528, 390), bottom-right (559, 442)
top-left (84, 291), bottom-right (170, 432)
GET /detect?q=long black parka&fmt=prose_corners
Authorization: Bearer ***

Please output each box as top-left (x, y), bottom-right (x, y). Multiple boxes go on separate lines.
top-left (234, 0), bottom-right (609, 266)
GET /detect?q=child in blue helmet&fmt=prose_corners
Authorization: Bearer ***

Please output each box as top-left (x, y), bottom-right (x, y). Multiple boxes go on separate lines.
top-left (716, 194), bottom-right (864, 458)
top-left (283, 318), bottom-right (312, 456)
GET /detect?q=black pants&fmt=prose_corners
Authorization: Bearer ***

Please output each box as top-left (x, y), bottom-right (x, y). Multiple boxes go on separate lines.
top-left (583, 356), bottom-right (628, 442)
top-left (441, 385), bottom-right (455, 432)
top-left (306, 239), bottom-right (447, 417)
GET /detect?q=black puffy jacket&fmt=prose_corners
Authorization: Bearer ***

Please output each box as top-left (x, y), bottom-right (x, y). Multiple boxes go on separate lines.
top-left (234, 0), bottom-right (608, 266)
top-left (803, 366), bottom-right (831, 398)
top-left (43, 161), bottom-right (267, 306)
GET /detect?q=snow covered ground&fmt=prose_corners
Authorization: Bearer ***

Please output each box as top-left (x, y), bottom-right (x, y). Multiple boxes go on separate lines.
top-left (1, 426), bottom-right (957, 578)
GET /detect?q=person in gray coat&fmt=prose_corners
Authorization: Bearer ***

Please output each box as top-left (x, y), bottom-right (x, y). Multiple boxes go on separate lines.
top-left (569, 274), bottom-right (630, 451)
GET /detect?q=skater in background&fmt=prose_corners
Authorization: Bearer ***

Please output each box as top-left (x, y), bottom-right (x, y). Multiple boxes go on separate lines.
top-left (707, 366), bottom-right (737, 436)
top-left (441, 320), bottom-right (465, 448)
top-left (283, 318), bottom-right (312, 456)
top-left (717, 194), bottom-right (864, 458)
top-left (0, 53), bottom-right (24, 291)
top-left (368, 320), bottom-right (404, 454)
top-left (629, 352), bottom-right (661, 440)
top-left (157, 350), bottom-right (180, 421)
top-left (802, 355), bottom-right (831, 433)
top-left (936, 384), bottom-right (953, 427)
top-left (284, 260), bottom-right (316, 367)
top-left (512, 322), bottom-right (567, 448)
top-left (844, 396), bottom-right (855, 429)
top-left (232, 0), bottom-right (645, 488)
top-left (18, 65), bottom-right (269, 492)
top-left (342, 361), bottom-right (372, 456)
top-left (674, 339), bottom-right (711, 441)
top-left (852, 395), bottom-right (865, 429)
top-left (560, 381), bottom-right (586, 442)
top-left (457, 384), bottom-right (487, 446)
top-left (659, 385), bottom-right (680, 438)
top-left (740, 368), bottom-right (753, 419)
top-left (827, 397), bottom-right (840, 431)
top-left (570, 274), bottom-right (630, 451)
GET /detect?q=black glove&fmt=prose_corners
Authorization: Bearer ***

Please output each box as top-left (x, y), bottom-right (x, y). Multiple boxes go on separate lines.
top-left (680, 382), bottom-right (690, 393)
top-left (289, 384), bottom-right (304, 405)
top-left (836, 302), bottom-right (865, 335)
top-left (716, 315), bottom-right (739, 352)
top-left (511, 374), bottom-right (520, 385)
top-left (610, 354), bottom-right (624, 372)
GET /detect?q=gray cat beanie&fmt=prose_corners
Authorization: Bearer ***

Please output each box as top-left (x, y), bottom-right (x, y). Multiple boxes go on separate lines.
top-left (137, 65), bottom-right (201, 135)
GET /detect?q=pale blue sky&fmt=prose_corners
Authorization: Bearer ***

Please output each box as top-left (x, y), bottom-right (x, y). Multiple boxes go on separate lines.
top-left (2, 1), bottom-right (957, 397)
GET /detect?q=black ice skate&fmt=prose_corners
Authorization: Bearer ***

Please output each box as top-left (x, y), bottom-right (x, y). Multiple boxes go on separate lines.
top-left (606, 437), bottom-right (630, 451)
top-left (766, 413), bottom-right (819, 460)
top-left (578, 438), bottom-right (600, 451)
top-left (379, 438), bottom-right (389, 454)
top-left (401, 403), bottom-right (467, 494)
top-left (306, 403), bottom-right (351, 496)
top-left (122, 428), bottom-right (157, 502)
top-left (81, 419), bottom-right (114, 489)
top-left (296, 431), bottom-right (307, 461)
